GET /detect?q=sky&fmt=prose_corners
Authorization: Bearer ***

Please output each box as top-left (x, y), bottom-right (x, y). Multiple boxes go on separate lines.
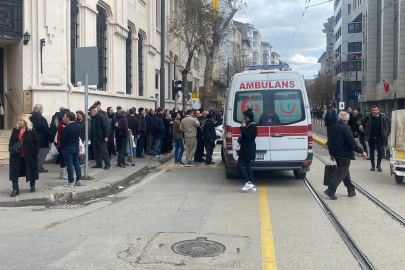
top-left (234, 0), bottom-right (334, 79)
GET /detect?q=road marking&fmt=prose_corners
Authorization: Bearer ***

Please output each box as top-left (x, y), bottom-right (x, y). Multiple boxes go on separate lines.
top-left (158, 165), bottom-right (225, 169)
top-left (259, 181), bottom-right (277, 270)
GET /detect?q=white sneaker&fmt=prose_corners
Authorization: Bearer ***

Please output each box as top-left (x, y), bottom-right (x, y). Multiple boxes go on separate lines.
top-left (63, 181), bottom-right (75, 188)
top-left (242, 183), bottom-right (257, 191)
top-left (185, 162), bottom-right (191, 167)
top-left (76, 180), bottom-right (82, 186)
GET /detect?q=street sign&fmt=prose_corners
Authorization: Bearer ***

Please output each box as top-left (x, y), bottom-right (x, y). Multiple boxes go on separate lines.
top-left (339, 102), bottom-right (345, 110)
top-left (358, 95), bottom-right (367, 102)
top-left (75, 47), bottom-right (99, 85)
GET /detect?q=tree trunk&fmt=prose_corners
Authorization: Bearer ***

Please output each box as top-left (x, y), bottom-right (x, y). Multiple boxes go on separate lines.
top-left (202, 54), bottom-right (214, 110)
top-left (181, 70), bottom-right (188, 110)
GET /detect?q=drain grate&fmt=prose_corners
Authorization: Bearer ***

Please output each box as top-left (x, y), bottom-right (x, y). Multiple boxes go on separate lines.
top-left (49, 204), bottom-right (85, 209)
top-left (171, 237), bottom-right (226, 257)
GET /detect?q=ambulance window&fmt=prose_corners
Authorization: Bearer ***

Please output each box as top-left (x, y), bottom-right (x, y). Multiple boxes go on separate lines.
top-left (273, 90), bottom-right (305, 124)
top-left (234, 90), bottom-right (305, 126)
top-left (234, 92), bottom-right (264, 123)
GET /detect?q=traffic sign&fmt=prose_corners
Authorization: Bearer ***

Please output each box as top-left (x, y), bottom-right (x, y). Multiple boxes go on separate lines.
top-left (339, 102), bottom-right (345, 110)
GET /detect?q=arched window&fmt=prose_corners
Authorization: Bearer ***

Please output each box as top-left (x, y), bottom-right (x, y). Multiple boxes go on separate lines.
top-left (97, 5), bottom-right (108, 91)
top-left (138, 33), bottom-right (144, 96)
top-left (126, 27), bottom-right (132, 94)
top-left (71, 0), bottom-right (79, 85)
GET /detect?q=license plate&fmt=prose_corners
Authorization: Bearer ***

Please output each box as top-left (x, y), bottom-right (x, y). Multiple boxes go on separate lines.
top-left (256, 153), bottom-right (264, 160)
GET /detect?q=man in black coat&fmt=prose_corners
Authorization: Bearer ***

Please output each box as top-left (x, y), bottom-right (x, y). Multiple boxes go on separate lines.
top-left (135, 107), bottom-right (147, 158)
top-left (145, 108), bottom-right (155, 155)
top-left (324, 106), bottom-right (337, 138)
top-left (115, 108), bottom-right (129, 168)
top-left (349, 110), bottom-right (368, 156)
top-left (202, 114), bottom-right (216, 164)
top-left (89, 106), bottom-right (110, 170)
top-left (325, 111), bottom-right (367, 200)
top-left (194, 110), bottom-right (205, 163)
top-left (30, 104), bottom-right (53, 173)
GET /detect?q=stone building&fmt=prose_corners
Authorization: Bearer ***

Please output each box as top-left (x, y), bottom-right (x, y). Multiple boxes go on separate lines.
top-left (0, 0), bottom-right (204, 129)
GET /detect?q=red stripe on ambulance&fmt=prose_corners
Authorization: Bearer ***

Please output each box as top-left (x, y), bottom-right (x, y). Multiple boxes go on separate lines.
top-left (232, 126), bottom-right (307, 137)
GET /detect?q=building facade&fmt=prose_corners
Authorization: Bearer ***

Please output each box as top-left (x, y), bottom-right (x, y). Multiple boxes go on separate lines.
top-left (271, 52), bottom-right (280, 65)
top-left (262, 42), bottom-right (272, 65)
top-left (252, 28), bottom-right (262, 65)
top-left (0, 0), bottom-right (204, 129)
top-left (318, 16), bottom-right (334, 76)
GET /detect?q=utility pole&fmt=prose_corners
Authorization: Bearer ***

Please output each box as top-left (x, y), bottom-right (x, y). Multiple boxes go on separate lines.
top-left (160, 0), bottom-right (166, 108)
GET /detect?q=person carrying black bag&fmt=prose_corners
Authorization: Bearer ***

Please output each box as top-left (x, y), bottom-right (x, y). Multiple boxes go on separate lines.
top-left (9, 115), bottom-right (40, 197)
top-left (238, 109), bottom-right (258, 192)
top-left (325, 111), bottom-right (367, 200)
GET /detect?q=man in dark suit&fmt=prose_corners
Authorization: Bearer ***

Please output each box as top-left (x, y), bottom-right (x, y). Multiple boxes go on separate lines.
top-left (89, 105), bottom-right (110, 170)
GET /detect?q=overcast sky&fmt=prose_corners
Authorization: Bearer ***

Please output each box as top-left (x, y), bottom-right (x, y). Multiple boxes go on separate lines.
top-left (234, 0), bottom-right (334, 79)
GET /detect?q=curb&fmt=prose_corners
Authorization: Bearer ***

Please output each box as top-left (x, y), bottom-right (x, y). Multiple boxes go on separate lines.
top-left (1, 151), bottom-right (175, 207)
top-left (313, 134), bottom-right (328, 149)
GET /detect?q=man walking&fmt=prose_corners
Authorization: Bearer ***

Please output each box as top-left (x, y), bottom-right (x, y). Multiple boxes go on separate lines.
top-left (89, 106), bottom-right (110, 170)
top-left (172, 112), bottom-right (184, 164)
top-left (194, 110), bottom-right (205, 163)
top-left (145, 108), bottom-right (155, 155)
top-left (325, 112), bottom-right (367, 200)
top-left (152, 107), bottom-right (166, 158)
top-left (30, 104), bottom-right (53, 173)
top-left (180, 109), bottom-right (200, 167)
top-left (349, 110), bottom-right (368, 156)
top-left (357, 105), bottom-right (389, 172)
top-left (135, 107), bottom-right (147, 158)
top-left (60, 112), bottom-right (82, 188)
top-left (115, 108), bottom-right (129, 168)
top-left (324, 106), bottom-right (337, 138)
top-left (202, 114), bottom-right (216, 165)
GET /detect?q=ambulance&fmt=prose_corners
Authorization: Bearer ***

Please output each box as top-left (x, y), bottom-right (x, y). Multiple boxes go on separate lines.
top-left (221, 64), bottom-right (313, 179)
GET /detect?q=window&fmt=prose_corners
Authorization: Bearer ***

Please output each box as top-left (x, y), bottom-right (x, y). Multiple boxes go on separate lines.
top-left (155, 74), bottom-right (159, 89)
top-left (348, 42), bottom-right (362, 52)
top-left (348, 4), bottom-right (351, 14)
top-left (97, 6), bottom-right (108, 91)
top-left (348, 23), bottom-right (361, 33)
top-left (156, 0), bottom-right (161, 30)
top-left (253, 52), bottom-right (258, 60)
top-left (138, 33), bottom-right (144, 96)
top-left (0, 0), bottom-right (22, 40)
top-left (233, 90), bottom-right (305, 126)
top-left (194, 57), bottom-right (199, 71)
top-left (347, 61), bottom-right (361, 71)
top-left (126, 27), bottom-right (132, 94)
top-left (253, 41), bottom-right (258, 47)
top-left (71, 0), bottom-right (79, 85)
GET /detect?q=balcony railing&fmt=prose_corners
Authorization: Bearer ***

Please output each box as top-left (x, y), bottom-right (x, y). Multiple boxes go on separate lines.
top-left (0, 0), bottom-right (23, 40)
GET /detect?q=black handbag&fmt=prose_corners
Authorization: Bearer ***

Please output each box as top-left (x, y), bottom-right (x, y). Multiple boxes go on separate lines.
top-left (9, 138), bottom-right (24, 157)
top-left (323, 164), bottom-right (338, 186)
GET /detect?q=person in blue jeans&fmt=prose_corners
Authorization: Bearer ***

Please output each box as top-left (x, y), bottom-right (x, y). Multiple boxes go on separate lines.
top-left (60, 111), bottom-right (82, 187)
top-left (152, 107), bottom-right (166, 158)
top-left (172, 112), bottom-right (184, 164)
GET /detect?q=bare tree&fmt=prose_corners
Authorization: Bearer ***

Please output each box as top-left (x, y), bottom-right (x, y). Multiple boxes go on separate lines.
top-left (169, 0), bottom-right (204, 110)
top-left (307, 74), bottom-right (336, 106)
top-left (198, 0), bottom-right (247, 109)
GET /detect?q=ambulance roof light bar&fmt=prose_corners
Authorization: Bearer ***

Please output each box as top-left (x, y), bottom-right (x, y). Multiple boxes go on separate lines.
top-left (243, 64), bottom-right (289, 71)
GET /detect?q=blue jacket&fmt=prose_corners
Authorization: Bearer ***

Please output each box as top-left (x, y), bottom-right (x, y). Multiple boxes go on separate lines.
top-left (152, 114), bottom-right (166, 139)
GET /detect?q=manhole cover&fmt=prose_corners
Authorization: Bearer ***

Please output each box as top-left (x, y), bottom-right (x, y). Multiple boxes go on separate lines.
top-left (171, 237), bottom-right (226, 257)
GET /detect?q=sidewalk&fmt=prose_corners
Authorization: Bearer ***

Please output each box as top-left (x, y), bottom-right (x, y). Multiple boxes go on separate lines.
top-left (0, 152), bottom-right (174, 207)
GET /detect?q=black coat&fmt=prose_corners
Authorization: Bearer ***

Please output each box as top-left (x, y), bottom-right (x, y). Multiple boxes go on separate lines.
top-left (152, 114), bottom-right (166, 139)
top-left (9, 128), bottom-right (40, 182)
top-left (237, 122), bottom-right (257, 161)
top-left (145, 113), bottom-right (154, 134)
top-left (325, 109), bottom-right (337, 127)
top-left (328, 122), bottom-right (364, 160)
top-left (203, 120), bottom-right (216, 143)
top-left (115, 113), bottom-right (129, 138)
top-left (135, 114), bottom-right (147, 136)
top-left (348, 113), bottom-right (363, 136)
top-left (161, 118), bottom-right (173, 153)
top-left (50, 112), bottom-right (60, 139)
top-left (91, 111), bottom-right (110, 142)
top-left (30, 112), bottom-right (53, 148)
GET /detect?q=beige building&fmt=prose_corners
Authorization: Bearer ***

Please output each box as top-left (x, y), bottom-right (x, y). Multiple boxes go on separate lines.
top-left (0, 0), bottom-right (204, 129)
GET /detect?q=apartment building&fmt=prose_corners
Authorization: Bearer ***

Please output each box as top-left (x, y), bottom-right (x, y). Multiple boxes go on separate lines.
top-left (271, 52), bottom-right (280, 65)
top-left (252, 28), bottom-right (262, 65)
top-left (0, 0), bottom-right (203, 129)
top-left (318, 16), bottom-right (334, 75)
top-left (351, 0), bottom-right (405, 114)
top-left (262, 42), bottom-right (272, 65)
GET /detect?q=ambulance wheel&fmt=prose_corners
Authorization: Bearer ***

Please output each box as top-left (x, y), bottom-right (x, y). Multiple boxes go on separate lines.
top-left (293, 170), bottom-right (306, 179)
top-left (395, 175), bottom-right (404, 184)
top-left (221, 147), bottom-right (226, 163)
top-left (225, 164), bottom-right (235, 179)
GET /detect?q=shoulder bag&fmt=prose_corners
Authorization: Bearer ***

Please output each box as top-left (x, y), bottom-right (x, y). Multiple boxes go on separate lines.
top-left (9, 138), bottom-right (24, 157)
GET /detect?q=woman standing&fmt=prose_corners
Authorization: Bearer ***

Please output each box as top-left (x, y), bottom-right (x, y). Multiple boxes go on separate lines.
top-left (237, 109), bottom-right (258, 191)
top-left (57, 109), bottom-right (70, 180)
top-left (106, 107), bottom-right (116, 158)
top-left (161, 109), bottom-right (173, 154)
top-left (75, 110), bottom-right (91, 165)
top-left (9, 115), bottom-right (40, 196)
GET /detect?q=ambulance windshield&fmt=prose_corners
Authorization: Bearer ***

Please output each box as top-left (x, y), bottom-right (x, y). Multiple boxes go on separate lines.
top-left (234, 90), bottom-right (305, 126)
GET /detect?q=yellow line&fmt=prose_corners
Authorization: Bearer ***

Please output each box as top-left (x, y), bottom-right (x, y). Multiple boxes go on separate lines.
top-left (313, 134), bottom-right (328, 148)
top-left (259, 181), bottom-right (277, 270)
top-left (158, 165), bottom-right (225, 169)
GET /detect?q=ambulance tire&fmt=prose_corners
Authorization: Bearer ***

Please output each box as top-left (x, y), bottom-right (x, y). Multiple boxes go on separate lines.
top-left (293, 170), bottom-right (306, 179)
top-left (225, 164), bottom-right (236, 179)
top-left (221, 147), bottom-right (226, 163)
top-left (395, 175), bottom-right (404, 184)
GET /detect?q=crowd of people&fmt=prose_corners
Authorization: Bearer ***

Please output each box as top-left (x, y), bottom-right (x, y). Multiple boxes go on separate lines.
top-left (322, 105), bottom-right (390, 200)
top-left (8, 101), bottom-right (223, 197)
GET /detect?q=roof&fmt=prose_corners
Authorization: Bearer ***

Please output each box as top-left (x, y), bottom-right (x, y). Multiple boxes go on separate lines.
top-left (271, 52), bottom-right (281, 57)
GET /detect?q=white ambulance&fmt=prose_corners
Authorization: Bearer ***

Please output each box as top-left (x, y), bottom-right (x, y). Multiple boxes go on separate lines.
top-left (221, 64), bottom-right (313, 179)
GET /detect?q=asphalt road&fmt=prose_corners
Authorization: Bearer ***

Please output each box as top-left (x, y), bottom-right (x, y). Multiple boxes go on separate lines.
top-left (0, 143), bottom-right (404, 270)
